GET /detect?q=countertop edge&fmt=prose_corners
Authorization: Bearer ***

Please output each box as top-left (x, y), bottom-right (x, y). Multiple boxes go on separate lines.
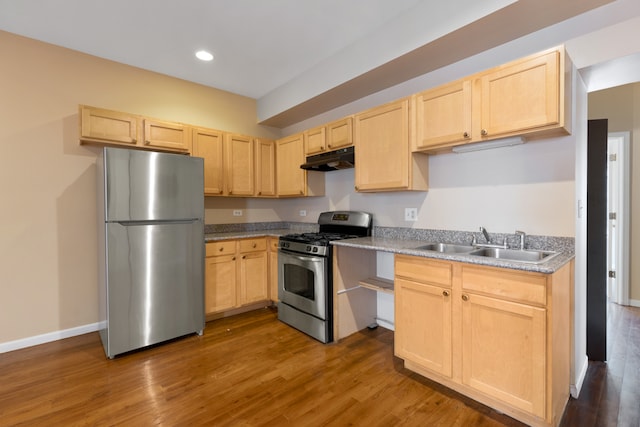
top-left (331, 237), bottom-right (574, 274)
top-left (205, 229), bottom-right (290, 242)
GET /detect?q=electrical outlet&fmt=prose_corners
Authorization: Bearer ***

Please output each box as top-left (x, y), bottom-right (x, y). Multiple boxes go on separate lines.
top-left (233, 209), bottom-right (243, 217)
top-left (404, 208), bottom-right (418, 221)
top-left (299, 210), bottom-right (307, 217)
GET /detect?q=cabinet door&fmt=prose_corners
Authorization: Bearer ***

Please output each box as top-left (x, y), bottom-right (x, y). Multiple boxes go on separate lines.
top-left (395, 278), bottom-right (452, 377)
top-left (205, 254), bottom-right (237, 314)
top-left (480, 50), bottom-right (559, 139)
top-left (80, 105), bottom-right (139, 145)
top-left (192, 127), bottom-right (225, 196)
top-left (276, 133), bottom-right (306, 197)
top-left (239, 251), bottom-right (268, 305)
top-left (143, 119), bottom-right (191, 152)
top-left (226, 133), bottom-right (255, 196)
top-left (326, 117), bottom-right (353, 150)
top-left (354, 99), bottom-right (410, 191)
top-left (415, 81), bottom-right (472, 149)
top-left (256, 138), bottom-right (276, 197)
top-left (461, 292), bottom-right (546, 418)
top-left (305, 126), bottom-right (326, 155)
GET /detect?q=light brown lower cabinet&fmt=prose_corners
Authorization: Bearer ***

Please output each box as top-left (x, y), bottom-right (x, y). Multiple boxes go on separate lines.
top-left (205, 238), bottom-right (269, 316)
top-left (394, 254), bottom-right (572, 427)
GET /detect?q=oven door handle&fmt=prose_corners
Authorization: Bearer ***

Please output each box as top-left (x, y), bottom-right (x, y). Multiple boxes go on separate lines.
top-left (278, 249), bottom-right (325, 263)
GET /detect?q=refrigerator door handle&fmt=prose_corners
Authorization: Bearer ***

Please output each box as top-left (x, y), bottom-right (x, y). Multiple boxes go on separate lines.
top-left (114, 219), bottom-right (201, 226)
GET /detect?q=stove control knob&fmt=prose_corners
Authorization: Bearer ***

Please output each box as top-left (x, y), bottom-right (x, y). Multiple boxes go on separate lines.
top-left (306, 245), bottom-right (311, 252)
top-left (312, 247), bottom-right (318, 253)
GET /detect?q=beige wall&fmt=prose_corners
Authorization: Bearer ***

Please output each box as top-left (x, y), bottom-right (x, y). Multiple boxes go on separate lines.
top-left (588, 82), bottom-right (640, 303)
top-left (0, 31), bottom-right (280, 344)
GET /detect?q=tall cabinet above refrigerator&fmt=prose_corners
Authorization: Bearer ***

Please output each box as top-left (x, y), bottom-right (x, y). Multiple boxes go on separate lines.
top-left (97, 147), bottom-right (205, 358)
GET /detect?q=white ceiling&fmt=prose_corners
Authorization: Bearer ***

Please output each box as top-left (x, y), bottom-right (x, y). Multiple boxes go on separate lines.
top-left (2, 0), bottom-right (639, 127)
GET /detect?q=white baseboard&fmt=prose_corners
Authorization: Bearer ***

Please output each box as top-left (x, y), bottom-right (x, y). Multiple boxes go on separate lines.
top-left (629, 299), bottom-right (640, 308)
top-left (0, 322), bottom-right (102, 354)
top-left (570, 354), bottom-right (589, 398)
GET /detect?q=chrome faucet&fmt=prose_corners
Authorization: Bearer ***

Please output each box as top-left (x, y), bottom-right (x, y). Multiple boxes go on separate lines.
top-left (474, 226), bottom-right (508, 249)
top-left (480, 226), bottom-right (491, 244)
top-left (515, 230), bottom-right (526, 250)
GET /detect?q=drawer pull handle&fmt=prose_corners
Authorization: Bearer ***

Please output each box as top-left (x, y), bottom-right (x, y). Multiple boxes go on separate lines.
top-left (442, 290), bottom-right (450, 297)
top-left (462, 294), bottom-right (469, 301)
top-left (219, 247), bottom-right (223, 252)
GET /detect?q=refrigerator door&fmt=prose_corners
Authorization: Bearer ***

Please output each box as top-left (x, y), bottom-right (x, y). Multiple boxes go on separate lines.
top-left (104, 148), bottom-right (204, 222)
top-left (104, 220), bottom-right (204, 357)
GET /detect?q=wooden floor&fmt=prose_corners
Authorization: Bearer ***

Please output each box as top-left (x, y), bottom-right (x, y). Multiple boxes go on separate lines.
top-left (559, 303), bottom-right (640, 427)
top-left (1, 304), bottom-right (638, 426)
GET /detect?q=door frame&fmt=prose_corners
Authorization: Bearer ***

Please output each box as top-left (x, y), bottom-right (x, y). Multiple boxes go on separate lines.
top-left (607, 132), bottom-right (630, 306)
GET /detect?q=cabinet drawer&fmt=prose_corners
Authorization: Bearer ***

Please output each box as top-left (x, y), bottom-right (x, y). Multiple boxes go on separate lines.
top-left (206, 240), bottom-right (237, 257)
top-left (239, 238), bottom-right (267, 253)
top-left (461, 265), bottom-right (547, 306)
top-left (395, 255), bottom-right (452, 287)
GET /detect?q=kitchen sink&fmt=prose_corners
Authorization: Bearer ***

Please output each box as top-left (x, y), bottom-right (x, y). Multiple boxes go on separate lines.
top-left (415, 243), bottom-right (476, 254)
top-left (469, 247), bottom-right (559, 264)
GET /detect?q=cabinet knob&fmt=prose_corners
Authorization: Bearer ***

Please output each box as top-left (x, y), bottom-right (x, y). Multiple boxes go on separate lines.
top-left (219, 247), bottom-right (224, 252)
top-left (258, 191), bottom-right (262, 195)
top-left (242, 255), bottom-right (246, 259)
top-left (252, 243), bottom-right (257, 248)
top-left (442, 290), bottom-right (450, 297)
top-left (462, 294), bottom-right (469, 301)
top-left (355, 186), bottom-right (359, 191)
top-left (232, 257), bottom-right (236, 261)
top-left (300, 190), bottom-right (304, 195)
top-left (481, 129), bottom-right (488, 136)
top-left (327, 144), bottom-right (332, 148)
top-left (463, 132), bottom-right (469, 138)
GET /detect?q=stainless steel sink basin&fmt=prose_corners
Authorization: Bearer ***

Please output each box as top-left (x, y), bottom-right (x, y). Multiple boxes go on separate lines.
top-left (415, 243), bottom-right (476, 254)
top-left (469, 247), bottom-right (559, 264)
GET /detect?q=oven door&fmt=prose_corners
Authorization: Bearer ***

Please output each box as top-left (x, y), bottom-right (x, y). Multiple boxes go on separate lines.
top-left (278, 248), bottom-right (327, 319)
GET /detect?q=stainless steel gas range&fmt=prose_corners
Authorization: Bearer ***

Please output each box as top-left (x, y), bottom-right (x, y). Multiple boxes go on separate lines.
top-left (277, 211), bottom-right (372, 343)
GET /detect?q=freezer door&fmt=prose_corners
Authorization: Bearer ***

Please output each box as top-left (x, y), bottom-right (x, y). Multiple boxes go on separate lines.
top-left (104, 220), bottom-right (204, 357)
top-left (104, 147), bottom-right (204, 221)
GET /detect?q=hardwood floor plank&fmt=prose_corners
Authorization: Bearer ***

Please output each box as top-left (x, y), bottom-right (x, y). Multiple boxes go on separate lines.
top-left (3, 305), bottom-right (638, 426)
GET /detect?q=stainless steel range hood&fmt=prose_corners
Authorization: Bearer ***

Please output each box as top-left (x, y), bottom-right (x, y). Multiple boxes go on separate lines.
top-left (300, 146), bottom-right (354, 172)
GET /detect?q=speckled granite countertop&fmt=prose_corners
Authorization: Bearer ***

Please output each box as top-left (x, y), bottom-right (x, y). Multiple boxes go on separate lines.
top-left (205, 229), bottom-right (290, 242)
top-left (332, 236), bottom-right (574, 274)
top-left (203, 221), bottom-right (318, 243)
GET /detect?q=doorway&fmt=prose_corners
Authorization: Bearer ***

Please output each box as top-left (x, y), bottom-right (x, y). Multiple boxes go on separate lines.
top-left (606, 132), bottom-right (630, 307)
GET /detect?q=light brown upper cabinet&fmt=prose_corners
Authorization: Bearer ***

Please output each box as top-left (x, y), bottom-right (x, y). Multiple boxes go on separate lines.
top-left (225, 133), bottom-right (255, 197)
top-left (192, 127), bottom-right (225, 196)
top-left (79, 105), bottom-right (191, 154)
top-left (414, 80), bottom-right (472, 150)
top-left (276, 133), bottom-right (325, 197)
top-left (255, 138), bottom-right (277, 197)
top-left (304, 117), bottom-right (354, 156)
top-left (354, 98), bottom-right (428, 192)
top-left (304, 126), bottom-right (326, 156)
top-left (479, 49), bottom-right (563, 140)
top-left (413, 46), bottom-right (571, 153)
top-left (80, 106), bottom-right (139, 146)
top-left (326, 117), bottom-right (353, 150)
top-left (143, 118), bottom-right (191, 153)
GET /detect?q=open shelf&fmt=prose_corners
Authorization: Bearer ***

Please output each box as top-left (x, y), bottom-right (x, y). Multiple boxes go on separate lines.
top-left (358, 277), bottom-right (394, 294)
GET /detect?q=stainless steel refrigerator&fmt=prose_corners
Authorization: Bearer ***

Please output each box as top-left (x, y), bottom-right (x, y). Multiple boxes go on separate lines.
top-left (97, 147), bottom-right (205, 358)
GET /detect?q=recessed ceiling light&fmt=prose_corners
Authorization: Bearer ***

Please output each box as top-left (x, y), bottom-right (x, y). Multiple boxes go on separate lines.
top-left (195, 50), bottom-right (214, 61)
